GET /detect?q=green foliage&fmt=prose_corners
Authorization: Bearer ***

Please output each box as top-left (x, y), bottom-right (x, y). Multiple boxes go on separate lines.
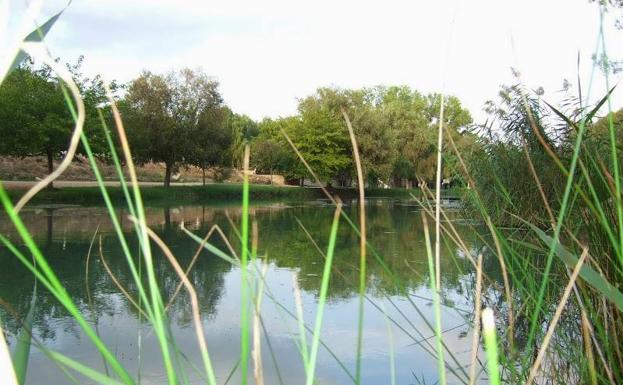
top-left (225, 111), bottom-right (258, 168)
top-left (123, 68), bottom-right (227, 187)
top-left (0, 58), bottom-right (109, 183)
top-left (253, 117), bottom-right (305, 182)
top-left (464, 80), bottom-right (623, 384)
top-left (0, 63), bottom-right (72, 161)
top-left (250, 86), bottom-right (473, 187)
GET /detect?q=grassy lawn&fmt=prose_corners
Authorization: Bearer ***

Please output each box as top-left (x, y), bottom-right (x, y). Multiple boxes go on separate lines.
top-left (2, 183), bottom-right (450, 206)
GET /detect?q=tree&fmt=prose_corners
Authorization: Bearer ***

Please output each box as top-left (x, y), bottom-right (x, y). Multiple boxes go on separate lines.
top-left (252, 117), bottom-right (303, 184)
top-left (0, 58), bottom-right (108, 188)
top-left (188, 106), bottom-right (232, 185)
top-left (251, 139), bottom-right (282, 184)
top-left (123, 68), bottom-right (224, 187)
top-left (226, 112), bottom-right (258, 169)
top-left (248, 86), bottom-right (472, 188)
top-left (291, 89), bottom-right (352, 185)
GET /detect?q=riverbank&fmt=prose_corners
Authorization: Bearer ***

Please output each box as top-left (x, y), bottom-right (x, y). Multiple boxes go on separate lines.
top-left (2, 182), bottom-right (462, 206)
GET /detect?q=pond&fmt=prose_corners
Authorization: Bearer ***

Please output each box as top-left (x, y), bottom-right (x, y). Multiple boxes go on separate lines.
top-left (0, 199), bottom-right (491, 385)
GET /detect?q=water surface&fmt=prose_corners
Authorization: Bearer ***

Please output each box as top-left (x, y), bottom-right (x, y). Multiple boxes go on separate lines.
top-left (0, 199), bottom-right (488, 385)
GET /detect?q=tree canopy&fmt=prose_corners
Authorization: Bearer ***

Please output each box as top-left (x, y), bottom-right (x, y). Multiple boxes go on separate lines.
top-left (1, 59), bottom-right (478, 189)
top-left (251, 85), bottom-right (474, 187)
top-left (0, 57), bottom-right (110, 187)
top-left (122, 68), bottom-right (232, 187)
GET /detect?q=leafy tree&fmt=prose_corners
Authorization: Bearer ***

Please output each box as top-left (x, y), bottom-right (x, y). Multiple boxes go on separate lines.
top-left (291, 89), bottom-right (352, 185)
top-left (378, 87), bottom-right (472, 185)
top-left (0, 64), bottom-right (69, 178)
top-left (187, 106), bottom-right (232, 185)
top-left (251, 138), bottom-right (283, 183)
top-left (123, 68), bottom-right (224, 187)
top-left (0, 57), bottom-right (109, 187)
top-left (251, 86), bottom-right (472, 188)
top-left (226, 112), bottom-right (258, 169)
top-left (252, 117), bottom-right (303, 183)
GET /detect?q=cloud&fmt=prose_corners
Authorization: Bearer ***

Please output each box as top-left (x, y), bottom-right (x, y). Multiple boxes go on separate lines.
top-left (11, 0), bottom-right (623, 121)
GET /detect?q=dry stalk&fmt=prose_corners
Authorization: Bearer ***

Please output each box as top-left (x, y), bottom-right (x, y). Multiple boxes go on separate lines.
top-left (140, 222), bottom-right (217, 384)
top-left (14, 43), bottom-right (85, 212)
top-left (525, 247), bottom-right (589, 385)
top-left (98, 236), bottom-right (148, 319)
top-left (468, 254), bottom-right (484, 385)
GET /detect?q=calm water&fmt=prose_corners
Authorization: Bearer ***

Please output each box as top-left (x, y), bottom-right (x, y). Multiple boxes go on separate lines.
top-left (0, 199), bottom-right (490, 385)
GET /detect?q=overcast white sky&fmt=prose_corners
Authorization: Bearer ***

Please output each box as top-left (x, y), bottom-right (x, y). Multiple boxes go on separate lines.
top-left (6, 0), bottom-right (623, 123)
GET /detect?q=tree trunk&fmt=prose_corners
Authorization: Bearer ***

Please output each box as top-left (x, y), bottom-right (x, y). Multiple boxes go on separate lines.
top-left (163, 207), bottom-right (171, 230)
top-left (202, 167), bottom-right (206, 186)
top-left (164, 162), bottom-right (172, 188)
top-left (269, 167), bottom-right (273, 185)
top-left (46, 149), bottom-right (54, 190)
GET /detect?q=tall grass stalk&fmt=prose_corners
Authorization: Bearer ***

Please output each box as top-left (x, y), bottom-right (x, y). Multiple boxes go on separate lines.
top-left (305, 203), bottom-right (342, 385)
top-left (240, 144), bottom-right (251, 385)
top-left (422, 213), bottom-right (447, 385)
top-left (0, 317), bottom-right (19, 385)
top-left (342, 108), bottom-right (367, 384)
top-left (434, 92), bottom-right (445, 292)
top-left (141, 223), bottom-right (218, 385)
top-left (468, 254), bottom-right (483, 385)
top-left (252, 262), bottom-right (269, 385)
top-left (525, 248), bottom-right (588, 385)
top-left (481, 308), bottom-right (500, 385)
top-left (13, 42), bottom-right (84, 213)
top-left (292, 272), bottom-right (310, 373)
top-left (104, 84), bottom-right (184, 384)
top-left (598, 6), bottom-right (623, 264)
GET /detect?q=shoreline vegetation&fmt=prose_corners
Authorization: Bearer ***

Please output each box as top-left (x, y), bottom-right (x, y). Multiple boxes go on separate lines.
top-left (2, 183), bottom-right (461, 206)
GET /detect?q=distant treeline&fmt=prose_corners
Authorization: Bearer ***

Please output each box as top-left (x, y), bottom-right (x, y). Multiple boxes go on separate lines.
top-left (0, 56), bottom-right (620, 202)
top-left (0, 56), bottom-right (478, 188)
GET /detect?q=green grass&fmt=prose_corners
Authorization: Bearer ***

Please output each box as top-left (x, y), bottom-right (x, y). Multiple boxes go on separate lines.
top-left (2, 184), bottom-right (440, 206)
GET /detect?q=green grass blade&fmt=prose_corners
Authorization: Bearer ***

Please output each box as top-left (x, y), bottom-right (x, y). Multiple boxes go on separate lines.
top-left (180, 226), bottom-right (240, 266)
top-left (305, 204), bottom-right (342, 385)
top-left (527, 222), bottom-right (623, 311)
top-left (12, 284), bottom-right (36, 385)
top-left (481, 308), bottom-right (500, 385)
top-left (6, 8), bottom-right (65, 77)
top-left (47, 351), bottom-right (126, 385)
top-left (58, 86), bottom-right (155, 322)
top-left (0, 186), bottom-right (136, 384)
top-left (240, 145), bottom-right (251, 385)
top-left (422, 214), bottom-right (447, 385)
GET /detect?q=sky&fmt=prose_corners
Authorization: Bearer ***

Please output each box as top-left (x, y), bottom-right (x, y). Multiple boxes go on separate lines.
top-left (5, 0), bottom-right (623, 123)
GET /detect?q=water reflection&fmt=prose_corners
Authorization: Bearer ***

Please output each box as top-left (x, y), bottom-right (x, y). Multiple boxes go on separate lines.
top-left (0, 200), bottom-right (489, 385)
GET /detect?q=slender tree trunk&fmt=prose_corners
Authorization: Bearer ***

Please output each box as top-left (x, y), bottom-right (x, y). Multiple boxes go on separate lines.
top-left (163, 207), bottom-right (171, 230)
top-left (202, 167), bottom-right (206, 186)
top-left (164, 162), bottom-right (172, 188)
top-left (46, 149), bottom-right (54, 189)
top-left (270, 167), bottom-right (273, 185)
